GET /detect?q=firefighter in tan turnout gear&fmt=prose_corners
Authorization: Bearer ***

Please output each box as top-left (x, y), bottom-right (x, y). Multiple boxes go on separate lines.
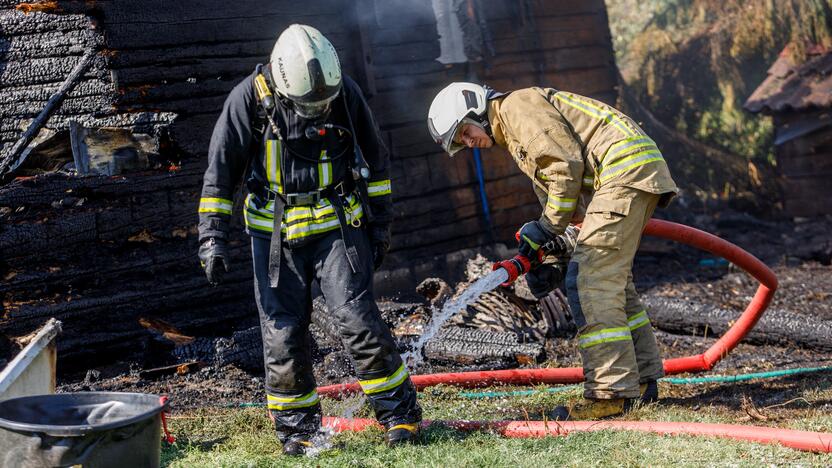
top-left (428, 83), bottom-right (678, 420)
top-left (197, 25), bottom-right (421, 454)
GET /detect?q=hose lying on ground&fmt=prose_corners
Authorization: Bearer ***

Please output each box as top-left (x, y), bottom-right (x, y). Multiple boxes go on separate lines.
top-left (322, 417), bottom-right (832, 454)
top-left (457, 366), bottom-right (832, 399)
top-left (318, 219), bottom-right (778, 397)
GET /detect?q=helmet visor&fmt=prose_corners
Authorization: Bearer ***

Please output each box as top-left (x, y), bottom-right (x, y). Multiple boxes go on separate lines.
top-left (294, 94), bottom-right (337, 119)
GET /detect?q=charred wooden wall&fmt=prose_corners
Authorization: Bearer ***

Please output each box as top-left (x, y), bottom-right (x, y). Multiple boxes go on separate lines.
top-left (0, 0), bottom-right (617, 373)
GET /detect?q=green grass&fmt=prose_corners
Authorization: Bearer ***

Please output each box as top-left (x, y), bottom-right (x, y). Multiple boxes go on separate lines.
top-left (162, 380), bottom-right (832, 467)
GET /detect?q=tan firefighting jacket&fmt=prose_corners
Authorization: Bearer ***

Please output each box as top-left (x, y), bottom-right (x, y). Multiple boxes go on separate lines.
top-left (487, 87), bottom-right (678, 234)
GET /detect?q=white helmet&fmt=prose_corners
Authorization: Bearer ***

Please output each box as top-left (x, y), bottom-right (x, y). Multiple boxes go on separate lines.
top-left (427, 82), bottom-right (489, 156)
top-left (270, 24), bottom-right (342, 119)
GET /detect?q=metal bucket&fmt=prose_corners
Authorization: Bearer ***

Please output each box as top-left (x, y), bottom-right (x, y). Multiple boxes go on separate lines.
top-left (0, 392), bottom-right (168, 468)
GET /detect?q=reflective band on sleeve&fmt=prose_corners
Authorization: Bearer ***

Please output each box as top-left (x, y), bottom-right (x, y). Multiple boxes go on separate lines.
top-left (555, 93), bottom-right (634, 137)
top-left (546, 196), bottom-right (577, 213)
top-left (602, 137), bottom-right (657, 164)
top-left (266, 390), bottom-right (320, 411)
top-left (578, 326), bottom-right (632, 349)
top-left (583, 177), bottom-right (594, 188)
top-left (599, 150), bottom-right (664, 182)
top-left (368, 179), bottom-right (392, 197)
top-left (318, 151), bottom-right (331, 188)
top-left (359, 363), bottom-right (409, 394)
top-left (199, 197), bottom-right (233, 215)
top-left (628, 310), bottom-right (650, 331)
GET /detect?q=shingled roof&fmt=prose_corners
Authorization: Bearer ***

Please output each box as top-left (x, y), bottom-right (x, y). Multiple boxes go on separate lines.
top-left (745, 45), bottom-right (832, 114)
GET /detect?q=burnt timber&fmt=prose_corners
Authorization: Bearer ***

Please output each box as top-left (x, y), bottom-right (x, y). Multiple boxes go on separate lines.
top-left (0, 0), bottom-right (619, 373)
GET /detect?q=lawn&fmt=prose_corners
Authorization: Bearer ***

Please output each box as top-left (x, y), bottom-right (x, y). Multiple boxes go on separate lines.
top-left (161, 377), bottom-right (832, 467)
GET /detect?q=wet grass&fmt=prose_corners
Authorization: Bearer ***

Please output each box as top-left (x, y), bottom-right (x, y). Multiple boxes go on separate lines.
top-left (161, 373), bottom-right (832, 467)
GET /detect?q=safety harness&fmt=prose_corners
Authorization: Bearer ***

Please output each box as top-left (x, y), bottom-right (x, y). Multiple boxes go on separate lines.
top-left (251, 65), bottom-right (373, 287)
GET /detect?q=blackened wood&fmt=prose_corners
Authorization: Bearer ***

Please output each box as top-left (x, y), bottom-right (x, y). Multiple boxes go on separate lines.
top-left (1, 50), bottom-right (96, 176)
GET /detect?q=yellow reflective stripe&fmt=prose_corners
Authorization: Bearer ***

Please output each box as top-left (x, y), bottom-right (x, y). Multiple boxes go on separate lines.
top-left (583, 176), bottom-right (594, 188)
top-left (359, 363), bottom-right (409, 394)
top-left (266, 391), bottom-right (319, 411)
top-left (199, 197), bottom-right (233, 215)
top-left (284, 205), bottom-right (364, 240)
top-left (318, 151), bottom-right (331, 188)
top-left (368, 179), bottom-right (392, 197)
top-left (628, 310), bottom-right (650, 331)
top-left (546, 196), bottom-right (577, 212)
top-left (243, 193), bottom-right (364, 237)
top-left (603, 137), bottom-right (657, 164)
top-left (244, 209), bottom-right (274, 232)
top-left (578, 326), bottom-right (632, 349)
top-left (266, 139), bottom-right (283, 192)
top-left (555, 92), bottom-right (634, 137)
top-left (599, 150), bottom-right (664, 182)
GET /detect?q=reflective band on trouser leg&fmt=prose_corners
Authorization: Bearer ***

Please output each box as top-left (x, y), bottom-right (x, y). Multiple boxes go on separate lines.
top-left (578, 327), bottom-right (632, 349)
top-left (367, 179), bottom-right (392, 197)
top-left (582, 177), bottom-right (594, 189)
top-left (359, 363), bottom-right (409, 394)
top-left (599, 150), bottom-right (664, 183)
top-left (546, 196), bottom-right (577, 213)
top-left (198, 197), bottom-right (233, 215)
top-left (555, 92), bottom-right (635, 137)
top-left (628, 310), bottom-right (650, 331)
top-left (267, 390), bottom-right (320, 411)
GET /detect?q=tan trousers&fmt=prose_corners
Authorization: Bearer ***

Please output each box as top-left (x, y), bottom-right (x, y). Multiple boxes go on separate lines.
top-left (565, 186), bottom-right (664, 399)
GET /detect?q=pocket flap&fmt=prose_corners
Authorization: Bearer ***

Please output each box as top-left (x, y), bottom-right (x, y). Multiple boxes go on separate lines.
top-left (586, 197), bottom-right (631, 216)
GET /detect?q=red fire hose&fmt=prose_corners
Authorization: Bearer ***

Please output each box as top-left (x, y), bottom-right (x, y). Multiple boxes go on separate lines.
top-left (318, 219), bottom-right (778, 397)
top-left (322, 418), bottom-right (832, 454)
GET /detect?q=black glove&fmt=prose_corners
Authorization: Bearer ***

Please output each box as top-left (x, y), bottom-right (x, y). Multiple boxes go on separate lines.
top-left (198, 237), bottom-right (229, 286)
top-left (517, 220), bottom-right (557, 258)
top-left (369, 226), bottom-right (390, 271)
top-left (526, 263), bottom-right (564, 299)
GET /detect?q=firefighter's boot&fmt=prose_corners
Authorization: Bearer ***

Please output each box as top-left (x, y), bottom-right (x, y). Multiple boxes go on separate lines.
top-left (385, 422), bottom-right (420, 447)
top-left (640, 380), bottom-right (659, 404)
top-left (551, 397), bottom-right (630, 421)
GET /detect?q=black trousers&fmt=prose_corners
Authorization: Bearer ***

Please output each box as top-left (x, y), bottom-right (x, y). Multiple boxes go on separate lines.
top-left (251, 228), bottom-right (420, 441)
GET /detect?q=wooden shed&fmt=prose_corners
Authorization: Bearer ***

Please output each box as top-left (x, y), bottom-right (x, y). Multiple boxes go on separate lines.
top-left (745, 45), bottom-right (832, 217)
top-left (0, 0), bottom-right (619, 372)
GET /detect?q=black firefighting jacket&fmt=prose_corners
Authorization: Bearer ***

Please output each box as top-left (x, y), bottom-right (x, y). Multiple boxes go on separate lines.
top-left (197, 68), bottom-right (392, 248)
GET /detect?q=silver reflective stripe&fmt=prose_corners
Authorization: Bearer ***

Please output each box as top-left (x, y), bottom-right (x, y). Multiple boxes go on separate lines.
top-left (628, 310), bottom-right (650, 330)
top-left (602, 137), bottom-right (656, 164)
top-left (578, 327), bottom-right (632, 349)
top-left (546, 196), bottom-right (577, 212)
top-left (555, 92), bottom-right (635, 137)
top-left (359, 363), bottom-right (409, 394)
top-left (318, 151), bottom-right (331, 188)
top-left (198, 198), bottom-right (233, 214)
top-left (368, 179), bottom-right (392, 196)
top-left (599, 150), bottom-right (664, 182)
top-left (266, 391), bottom-right (320, 410)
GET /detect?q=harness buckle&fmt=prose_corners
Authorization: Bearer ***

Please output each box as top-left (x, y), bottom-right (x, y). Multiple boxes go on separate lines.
top-left (285, 191), bottom-right (322, 206)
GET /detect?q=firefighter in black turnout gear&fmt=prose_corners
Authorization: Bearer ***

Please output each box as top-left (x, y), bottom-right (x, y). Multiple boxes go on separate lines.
top-left (197, 25), bottom-right (421, 454)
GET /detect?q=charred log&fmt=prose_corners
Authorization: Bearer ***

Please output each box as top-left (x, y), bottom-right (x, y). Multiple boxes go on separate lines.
top-left (424, 326), bottom-right (544, 365)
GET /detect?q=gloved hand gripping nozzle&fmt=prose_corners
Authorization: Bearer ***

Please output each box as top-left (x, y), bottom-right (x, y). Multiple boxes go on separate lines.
top-left (493, 225), bottom-right (578, 286)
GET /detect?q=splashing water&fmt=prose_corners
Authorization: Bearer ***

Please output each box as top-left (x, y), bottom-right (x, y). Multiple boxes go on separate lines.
top-left (402, 268), bottom-right (509, 368)
top-left (306, 267), bottom-right (510, 457)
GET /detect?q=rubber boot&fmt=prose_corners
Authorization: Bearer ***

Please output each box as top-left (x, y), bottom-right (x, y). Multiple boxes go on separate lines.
top-left (282, 434), bottom-right (314, 456)
top-left (551, 398), bottom-right (629, 421)
top-left (385, 422), bottom-right (420, 446)
top-left (640, 380), bottom-right (659, 404)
